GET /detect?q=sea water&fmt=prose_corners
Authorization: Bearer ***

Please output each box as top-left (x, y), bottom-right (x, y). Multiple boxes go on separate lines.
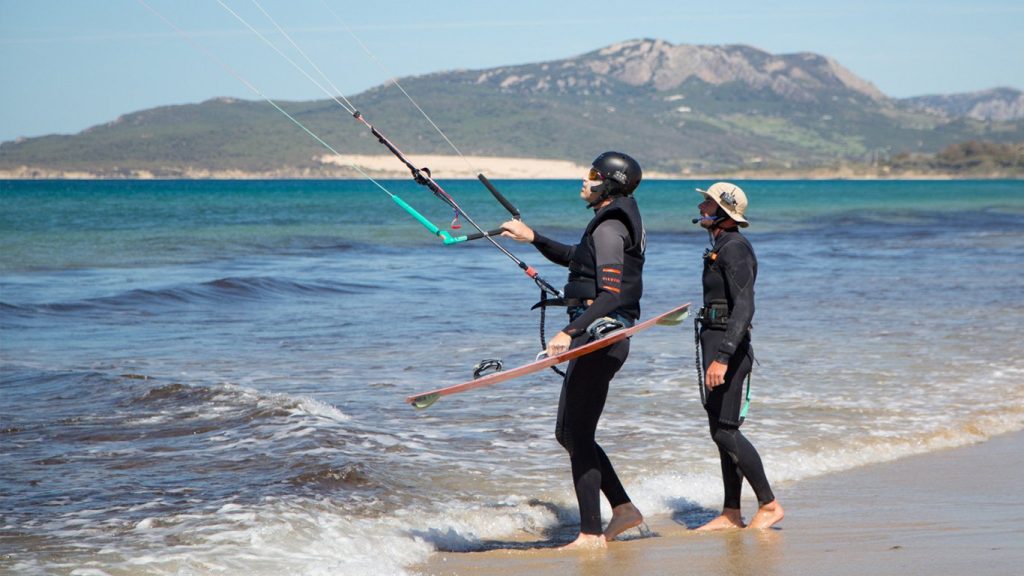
top-left (2, 179), bottom-right (1023, 574)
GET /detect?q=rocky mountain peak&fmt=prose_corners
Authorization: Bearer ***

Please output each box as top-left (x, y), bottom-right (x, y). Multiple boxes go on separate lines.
top-left (467, 38), bottom-right (886, 103)
top-left (582, 39), bottom-right (886, 101)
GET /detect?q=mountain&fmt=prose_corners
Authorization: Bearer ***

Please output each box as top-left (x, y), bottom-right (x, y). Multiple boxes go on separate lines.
top-left (2, 39), bottom-right (1021, 178)
top-left (900, 87), bottom-right (1024, 122)
top-left (466, 39), bottom-right (887, 102)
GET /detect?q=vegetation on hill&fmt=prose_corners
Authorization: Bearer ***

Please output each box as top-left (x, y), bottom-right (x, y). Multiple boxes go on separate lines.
top-left (885, 141), bottom-right (1024, 175)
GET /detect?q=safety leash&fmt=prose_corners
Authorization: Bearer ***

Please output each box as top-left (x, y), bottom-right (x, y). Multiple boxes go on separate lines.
top-left (694, 317), bottom-right (706, 406)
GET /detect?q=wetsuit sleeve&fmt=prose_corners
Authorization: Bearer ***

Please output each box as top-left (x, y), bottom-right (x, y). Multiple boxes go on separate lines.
top-left (715, 241), bottom-right (756, 364)
top-left (562, 219), bottom-right (628, 337)
top-left (531, 231), bottom-right (574, 267)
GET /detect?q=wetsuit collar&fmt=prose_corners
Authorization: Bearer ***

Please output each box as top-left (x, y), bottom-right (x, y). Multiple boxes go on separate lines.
top-left (589, 195), bottom-right (616, 212)
top-left (710, 224), bottom-right (739, 240)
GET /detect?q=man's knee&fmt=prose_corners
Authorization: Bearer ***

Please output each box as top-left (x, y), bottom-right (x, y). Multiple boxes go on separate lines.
top-left (712, 425), bottom-right (740, 461)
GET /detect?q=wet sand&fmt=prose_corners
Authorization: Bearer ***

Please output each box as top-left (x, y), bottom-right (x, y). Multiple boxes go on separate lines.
top-left (414, 431), bottom-right (1024, 576)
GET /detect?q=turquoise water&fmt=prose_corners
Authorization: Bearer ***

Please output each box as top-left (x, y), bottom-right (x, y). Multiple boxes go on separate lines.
top-left (2, 179), bottom-right (1023, 575)
top-left (4, 179), bottom-right (1021, 271)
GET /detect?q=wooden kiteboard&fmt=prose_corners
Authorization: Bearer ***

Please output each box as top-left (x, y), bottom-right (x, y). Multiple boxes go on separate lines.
top-left (407, 302), bottom-right (690, 409)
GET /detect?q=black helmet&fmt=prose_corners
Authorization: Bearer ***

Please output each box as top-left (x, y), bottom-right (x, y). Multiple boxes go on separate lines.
top-left (590, 151), bottom-right (642, 196)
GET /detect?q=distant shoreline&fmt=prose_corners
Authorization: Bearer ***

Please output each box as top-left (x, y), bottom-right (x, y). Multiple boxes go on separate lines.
top-left (1, 154), bottom-right (1020, 181)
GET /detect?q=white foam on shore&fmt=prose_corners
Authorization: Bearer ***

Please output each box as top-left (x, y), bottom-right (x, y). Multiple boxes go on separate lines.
top-left (626, 408), bottom-right (1024, 520)
top-left (47, 492), bottom-right (572, 576)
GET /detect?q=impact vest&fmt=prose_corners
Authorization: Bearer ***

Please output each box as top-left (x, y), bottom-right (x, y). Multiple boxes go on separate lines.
top-left (563, 196), bottom-right (645, 321)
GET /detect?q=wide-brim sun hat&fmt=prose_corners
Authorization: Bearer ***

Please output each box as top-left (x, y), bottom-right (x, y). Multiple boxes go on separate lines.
top-left (696, 182), bottom-right (749, 227)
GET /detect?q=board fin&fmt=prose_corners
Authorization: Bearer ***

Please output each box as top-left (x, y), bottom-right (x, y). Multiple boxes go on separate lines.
top-left (655, 308), bottom-right (690, 326)
top-left (411, 393), bottom-right (441, 409)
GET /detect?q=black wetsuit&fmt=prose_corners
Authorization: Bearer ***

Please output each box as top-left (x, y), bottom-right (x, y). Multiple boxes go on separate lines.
top-left (531, 196), bottom-right (645, 535)
top-left (700, 228), bottom-right (775, 509)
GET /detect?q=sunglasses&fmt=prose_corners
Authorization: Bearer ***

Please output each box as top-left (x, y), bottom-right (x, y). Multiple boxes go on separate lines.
top-left (587, 168), bottom-right (604, 181)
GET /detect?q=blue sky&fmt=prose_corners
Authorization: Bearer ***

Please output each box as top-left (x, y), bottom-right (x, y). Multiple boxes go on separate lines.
top-left (1, 0), bottom-right (1022, 143)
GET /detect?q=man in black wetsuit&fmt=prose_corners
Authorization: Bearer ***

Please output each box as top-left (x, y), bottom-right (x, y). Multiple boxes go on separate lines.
top-left (501, 152), bottom-right (645, 549)
top-left (694, 182), bottom-right (784, 531)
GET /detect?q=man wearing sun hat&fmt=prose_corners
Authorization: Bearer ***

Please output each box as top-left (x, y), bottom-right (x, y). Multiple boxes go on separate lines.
top-left (692, 182), bottom-right (785, 531)
top-left (697, 181), bottom-right (749, 227)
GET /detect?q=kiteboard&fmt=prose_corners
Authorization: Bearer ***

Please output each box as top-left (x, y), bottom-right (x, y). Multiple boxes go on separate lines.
top-left (407, 302), bottom-right (690, 409)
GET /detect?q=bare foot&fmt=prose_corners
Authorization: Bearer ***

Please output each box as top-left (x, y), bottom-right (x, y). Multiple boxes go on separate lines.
top-left (694, 508), bottom-right (745, 531)
top-left (604, 502), bottom-right (643, 541)
top-left (747, 500), bottom-right (784, 529)
top-left (559, 533), bottom-right (607, 550)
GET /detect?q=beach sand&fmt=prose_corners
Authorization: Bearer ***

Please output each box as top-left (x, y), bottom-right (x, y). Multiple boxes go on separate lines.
top-left (414, 431), bottom-right (1024, 576)
top-left (316, 154), bottom-right (682, 180)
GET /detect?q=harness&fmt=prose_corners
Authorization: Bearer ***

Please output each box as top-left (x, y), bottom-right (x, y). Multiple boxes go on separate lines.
top-left (696, 299), bottom-right (731, 328)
